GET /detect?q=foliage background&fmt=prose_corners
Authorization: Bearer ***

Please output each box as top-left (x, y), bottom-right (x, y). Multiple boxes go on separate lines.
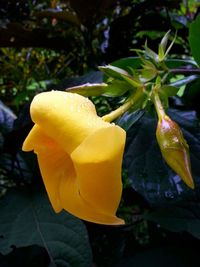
top-left (1, 0), bottom-right (200, 266)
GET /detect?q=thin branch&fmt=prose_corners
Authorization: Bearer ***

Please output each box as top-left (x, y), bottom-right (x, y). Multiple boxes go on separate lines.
top-left (169, 68), bottom-right (200, 75)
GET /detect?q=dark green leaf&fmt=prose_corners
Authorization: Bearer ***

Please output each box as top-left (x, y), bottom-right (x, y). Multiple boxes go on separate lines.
top-left (116, 245), bottom-right (199, 267)
top-left (0, 101), bottom-right (16, 134)
top-left (111, 58), bottom-right (197, 72)
top-left (0, 245), bottom-right (50, 267)
top-left (111, 57), bottom-right (142, 72)
top-left (144, 203), bottom-right (200, 239)
top-left (117, 109), bottom-right (145, 131)
top-left (166, 59), bottom-right (198, 69)
top-left (0, 189), bottom-right (92, 267)
top-left (189, 15), bottom-right (200, 66)
top-left (182, 77), bottom-right (200, 108)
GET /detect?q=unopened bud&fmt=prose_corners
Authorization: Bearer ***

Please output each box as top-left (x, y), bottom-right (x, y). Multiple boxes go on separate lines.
top-left (156, 115), bottom-right (194, 189)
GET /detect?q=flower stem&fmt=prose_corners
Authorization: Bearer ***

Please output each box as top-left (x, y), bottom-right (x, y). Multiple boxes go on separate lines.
top-left (152, 90), bottom-right (166, 120)
top-left (169, 68), bottom-right (200, 75)
top-left (102, 90), bottom-right (142, 122)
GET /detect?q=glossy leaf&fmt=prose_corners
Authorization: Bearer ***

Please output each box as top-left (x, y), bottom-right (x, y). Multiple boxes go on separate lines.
top-left (66, 80), bottom-right (132, 97)
top-left (189, 15), bottom-right (200, 66)
top-left (66, 82), bottom-right (108, 96)
top-left (111, 57), bottom-right (142, 72)
top-left (145, 203), bottom-right (200, 239)
top-left (99, 65), bottom-right (131, 80)
top-left (166, 59), bottom-right (198, 68)
top-left (117, 109), bottom-right (145, 131)
top-left (0, 189), bottom-right (92, 267)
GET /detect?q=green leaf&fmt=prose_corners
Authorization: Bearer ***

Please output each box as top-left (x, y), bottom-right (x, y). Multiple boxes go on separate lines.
top-left (104, 80), bottom-right (133, 97)
top-left (160, 30), bottom-right (171, 55)
top-left (66, 83), bottom-right (108, 96)
top-left (66, 80), bottom-right (132, 97)
top-left (0, 101), bottom-right (16, 134)
top-left (145, 204), bottom-right (200, 239)
top-left (159, 86), bottom-right (179, 108)
top-left (159, 85), bottom-right (179, 97)
top-left (116, 109), bottom-right (145, 131)
top-left (100, 65), bottom-right (141, 88)
top-left (121, 75), bottom-right (142, 88)
top-left (0, 245), bottom-right (50, 267)
top-left (116, 245), bottom-right (199, 267)
top-left (166, 59), bottom-right (198, 69)
top-left (161, 31), bottom-right (176, 61)
top-left (189, 14), bottom-right (200, 66)
top-left (144, 41), bottom-right (158, 62)
top-left (0, 189), bottom-right (92, 267)
top-left (158, 30), bottom-right (172, 62)
top-left (182, 77), bottom-right (200, 107)
top-left (111, 57), bottom-right (142, 72)
top-left (99, 65), bottom-right (131, 80)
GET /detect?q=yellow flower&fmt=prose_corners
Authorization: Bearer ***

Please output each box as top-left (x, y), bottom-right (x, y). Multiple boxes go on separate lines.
top-left (22, 91), bottom-right (126, 225)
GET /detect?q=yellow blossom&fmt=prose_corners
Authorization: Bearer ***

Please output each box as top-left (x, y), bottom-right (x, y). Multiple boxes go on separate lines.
top-left (22, 91), bottom-right (126, 225)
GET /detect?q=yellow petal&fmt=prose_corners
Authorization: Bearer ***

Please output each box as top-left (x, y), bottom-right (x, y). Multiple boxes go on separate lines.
top-left (23, 125), bottom-right (65, 212)
top-left (70, 126), bottom-right (126, 221)
top-left (29, 91), bottom-right (110, 153)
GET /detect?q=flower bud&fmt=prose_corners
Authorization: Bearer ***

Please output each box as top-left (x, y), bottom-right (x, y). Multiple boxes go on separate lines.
top-left (156, 115), bottom-right (194, 189)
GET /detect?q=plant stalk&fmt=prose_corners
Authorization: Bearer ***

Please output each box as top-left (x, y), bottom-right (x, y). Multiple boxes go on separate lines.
top-left (102, 90), bottom-right (142, 122)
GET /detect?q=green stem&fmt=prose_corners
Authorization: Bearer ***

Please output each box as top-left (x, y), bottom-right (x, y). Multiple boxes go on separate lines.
top-left (102, 90), bottom-right (142, 122)
top-left (169, 68), bottom-right (200, 75)
top-left (152, 90), bottom-right (166, 120)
